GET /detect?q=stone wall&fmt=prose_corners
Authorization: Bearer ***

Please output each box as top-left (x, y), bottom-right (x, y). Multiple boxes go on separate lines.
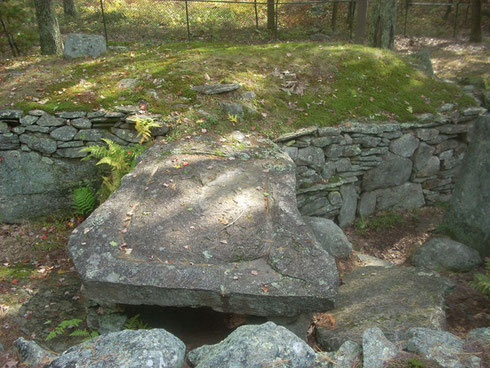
top-left (0, 107), bottom-right (168, 222)
top-left (274, 106), bottom-right (487, 227)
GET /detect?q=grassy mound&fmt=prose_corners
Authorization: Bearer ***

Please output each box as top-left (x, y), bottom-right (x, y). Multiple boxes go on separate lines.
top-left (0, 42), bottom-right (474, 138)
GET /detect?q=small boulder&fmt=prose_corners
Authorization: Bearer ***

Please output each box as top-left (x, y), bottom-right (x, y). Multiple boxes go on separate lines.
top-left (117, 78), bottom-right (139, 90)
top-left (406, 328), bottom-right (465, 368)
top-left (362, 328), bottom-right (398, 368)
top-left (14, 337), bottom-right (56, 366)
top-left (45, 329), bottom-right (185, 368)
top-left (187, 322), bottom-right (316, 368)
top-left (63, 33), bottom-right (107, 59)
top-left (191, 83), bottom-right (240, 94)
top-left (304, 216), bottom-right (353, 258)
top-left (411, 237), bottom-right (482, 272)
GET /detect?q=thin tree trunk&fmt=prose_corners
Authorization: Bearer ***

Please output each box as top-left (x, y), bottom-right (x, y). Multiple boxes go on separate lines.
top-left (0, 17), bottom-right (19, 56)
top-left (34, 0), bottom-right (63, 55)
top-left (369, 0), bottom-right (397, 49)
top-left (331, 2), bottom-right (338, 32)
top-left (443, 0), bottom-right (453, 21)
top-left (470, 0), bottom-right (482, 42)
top-left (355, 0), bottom-right (369, 43)
top-left (63, 0), bottom-right (77, 17)
top-left (267, 0), bottom-right (275, 30)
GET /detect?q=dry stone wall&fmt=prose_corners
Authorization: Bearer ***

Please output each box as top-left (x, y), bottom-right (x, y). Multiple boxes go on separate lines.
top-left (0, 107), bottom-right (168, 222)
top-left (275, 106), bottom-right (487, 227)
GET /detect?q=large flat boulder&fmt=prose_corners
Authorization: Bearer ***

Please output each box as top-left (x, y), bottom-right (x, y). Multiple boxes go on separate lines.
top-left (63, 33), bottom-right (107, 59)
top-left (315, 266), bottom-right (454, 351)
top-left (68, 134), bottom-right (338, 317)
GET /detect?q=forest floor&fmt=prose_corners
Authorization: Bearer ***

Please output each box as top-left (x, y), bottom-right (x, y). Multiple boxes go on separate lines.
top-left (0, 206), bottom-right (488, 367)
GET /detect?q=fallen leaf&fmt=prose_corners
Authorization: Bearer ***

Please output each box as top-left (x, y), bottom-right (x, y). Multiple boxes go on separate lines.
top-left (260, 284), bottom-right (269, 293)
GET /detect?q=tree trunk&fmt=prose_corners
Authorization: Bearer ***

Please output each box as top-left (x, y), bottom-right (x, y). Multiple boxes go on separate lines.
top-left (470, 0), bottom-right (482, 42)
top-left (355, 0), bottom-right (369, 43)
top-left (267, 0), bottom-right (275, 30)
top-left (63, 0), bottom-right (77, 17)
top-left (443, 0), bottom-right (453, 21)
top-left (331, 2), bottom-right (338, 32)
top-left (34, 0), bottom-right (62, 55)
top-left (369, 0), bottom-right (397, 49)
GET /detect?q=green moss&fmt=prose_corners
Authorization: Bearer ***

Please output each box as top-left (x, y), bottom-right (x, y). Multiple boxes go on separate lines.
top-left (2, 42), bottom-right (475, 139)
top-left (0, 263), bottom-right (35, 281)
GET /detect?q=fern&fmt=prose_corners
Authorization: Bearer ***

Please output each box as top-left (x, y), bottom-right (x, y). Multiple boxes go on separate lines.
top-left (72, 186), bottom-right (96, 216)
top-left (469, 258), bottom-right (490, 297)
top-left (124, 314), bottom-right (148, 330)
top-left (81, 139), bottom-right (146, 202)
top-left (46, 318), bottom-right (83, 341)
top-left (69, 329), bottom-right (100, 342)
top-left (134, 118), bottom-right (160, 144)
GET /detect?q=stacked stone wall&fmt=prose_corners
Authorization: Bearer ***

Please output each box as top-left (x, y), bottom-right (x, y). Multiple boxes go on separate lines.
top-left (0, 107), bottom-right (168, 222)
top-left (275, 106), bottom-right (487, 227)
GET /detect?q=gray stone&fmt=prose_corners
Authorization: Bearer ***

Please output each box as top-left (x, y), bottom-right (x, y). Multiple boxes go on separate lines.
top-left (338, 184), bottom-right (357, 227)
top-left (191, 83), bottom-right (240, 94)
top-left (362, 152), bottom-right (412, 191)
top-left (14, 337), bottom-right (56, 367)
top-left (0, 121), bottom-right (9, 133)
top-left (25, 125), bottom-right (50, 133)
top-left (57, 141), bottom-right (84, 148)
top-left (328, 191), bottom-right (342, 207)
top-left (361, 147), bottom-right (389, 156)
top-left (0, 109), bottom-right (22, 120)
top-left (20, 115), bottom-right (39, 126)
top-left (335, 158), bottom-right (351, 172)
top-left (74, 129), bottom-right (102, 142)
top-left (438, 103), bottom-right (455, 113)
top-left (282, 146), bottom-right (298, 161)
top-left (316, 266), bottom-right (454, 351)
top-left (37, 114), bottom-right (65, 127)
top-left (220, 101), bottom-right (244, 115)
top-left (298, 196), bottom-right (339, 218)
top-left (68, 135), bottom-right (338, 317)
top-left (56, 111), bottom-right (86, 119)
top-left (321, 162), bottom-right (336, 179)
top-left (0, 150), bottom-right (100, 222)
top-left (415, 113), bottom-right (435, 123)
top-left (56, 147), bottom-right (88, 158)
top-left (111, 128), bottom-right (140, 143)
top-left (442, 114), bottom-right (490, 257)
top-left (325, 340), bottom-right (362, 368)
top-left (117, 78), bottom-right (139, 90)
top-left (150, 122), bottom-right (169, 136)
top-left (242, 91), bottom-right (256, 100)
top-left (50, 125), bottom-right (78, 141)
top-left (463, 107), bottom-right (486, 116)
top-left (358, 191), bottom-right (376, 217)
top-left (312, 136), bottom-right (335, 147)
top-left (0, 133), bottom-right (20, 150)
top-left (28, 109), bottom-right (46, 116)
top-left (304, 217), bottom-right (353, 259)
top-left (389, 133), bottom-right (419, 157)
top-left (12, 126), bottom-right (25, 134)
top-left (413, 142), bottom-right (435, 170)
top-left (342, 145), bottom-right (361, 157)
top-left (187, 322), bottom-right (316, 368)
top-left (19, 134), bottom-right (57, 154)
top-left (417, 128), bottom-right (439, 141)
top-left (46, 329), bottom-right (185, 368)
top-left (318, 127), bottom-right (341, 136)
top-left (406, 328), bottom-right (464, 368)
top-left (438, 124), bottom-right (472, 135)
top-left (297, 146), bottom-right (325, 169)
top-left (63, 33), bottom-right (107, 59)
top-left (87, 111), bottom-right (105, 119)
top-left (116, 105), bottom-right (139, 114)
top-left (362, 328), bottom-right (398, 368)
top-left (411, 237), bottom-right (482, 272)
top-left (355, 252), bottom-right (394, 267)
top-left (374, 183), bottom-right (425, 211)
top-left (416, 155), bottom-right (440, 177)
top-left (71, 118), bottom-right (92, 129)
top-left (352, 135), bottom-right (381, 147)
top-left (275, 126), bottom-right (318, 142)
top-left (341, 124), bottom-right (380, 135)
top-left (465, 327), bottom-right (490, 346)
top-left (325, 144), bottom-right (343, 158)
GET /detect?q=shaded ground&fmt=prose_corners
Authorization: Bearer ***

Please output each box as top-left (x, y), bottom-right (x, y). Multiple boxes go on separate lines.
top-left (1, 206), bottom-right (488, 367)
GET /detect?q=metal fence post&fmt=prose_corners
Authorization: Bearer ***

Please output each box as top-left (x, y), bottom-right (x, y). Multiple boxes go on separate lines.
top-left (348, 0), bottom-right (355, 40)
top-left (99, 0), bottom-right (108, 46)
top-left (185, 0), bottom-right (191, 41)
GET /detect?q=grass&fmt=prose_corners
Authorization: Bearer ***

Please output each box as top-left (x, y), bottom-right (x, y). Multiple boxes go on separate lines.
top-left (0, 41), bottom-right (475, 139)
top-left (355, 210), bottom-right (408, 234)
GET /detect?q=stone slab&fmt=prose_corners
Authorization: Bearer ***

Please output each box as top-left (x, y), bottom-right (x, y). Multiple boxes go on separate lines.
top-left (63, 33), bottom-right (107, 59)
top-left (316, 266), bottom-right (454, 351)
top-left (68, 134), bottom-right (338, 317)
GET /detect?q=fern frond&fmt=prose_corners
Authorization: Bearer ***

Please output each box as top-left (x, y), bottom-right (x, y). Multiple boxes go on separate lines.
top-left (469, 258), bottom-right (490, 297)
top-left (46, 319), bottom-right (83, 341)
top-left (72, 186), bottom-right (96, 216)
top-left (69, 329), bottom-right (90, 337)
top-left (124, 314), bottom-right (149, 330)
top-left (135, 118), bottom-right (160, 144)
